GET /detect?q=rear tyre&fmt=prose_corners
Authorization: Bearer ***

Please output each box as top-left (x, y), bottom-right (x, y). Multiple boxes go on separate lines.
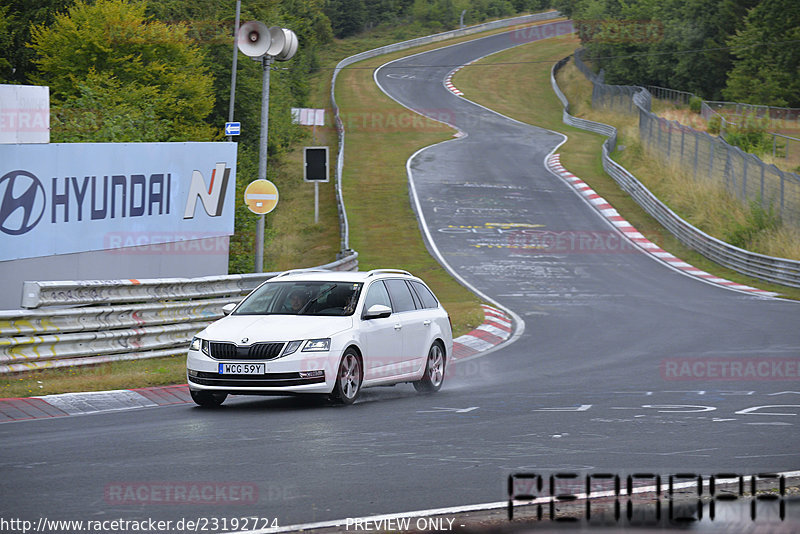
top-left (190, 389), bottom-right (228, 407)
top-left (331, 349), bottom-right (362, 405)
top-left (414, 342), bottom-right (445, 393)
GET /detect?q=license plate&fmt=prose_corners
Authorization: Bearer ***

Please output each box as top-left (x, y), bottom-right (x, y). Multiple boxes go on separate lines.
top-left (219, 363), bottom-right (265, 375)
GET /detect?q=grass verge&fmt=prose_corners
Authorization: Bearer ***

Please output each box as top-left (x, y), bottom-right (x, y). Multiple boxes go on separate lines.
top-left (0, 357), bottom-right (188, 399)
top-left (452, 35), bottom-right (800, 300)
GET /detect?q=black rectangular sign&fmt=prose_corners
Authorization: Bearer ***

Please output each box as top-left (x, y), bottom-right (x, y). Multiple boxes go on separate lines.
top-left (304, 147), bottom-right (329, 182)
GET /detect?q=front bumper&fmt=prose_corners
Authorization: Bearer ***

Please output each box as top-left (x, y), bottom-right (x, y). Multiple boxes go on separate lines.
top-left (186, 347), bottom-right (341, 395)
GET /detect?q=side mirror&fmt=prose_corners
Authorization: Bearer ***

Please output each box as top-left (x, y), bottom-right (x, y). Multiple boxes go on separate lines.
top-left (222, 303), bottom-right (237, 316)
top-left (364, 304), bottom-right (391, 319)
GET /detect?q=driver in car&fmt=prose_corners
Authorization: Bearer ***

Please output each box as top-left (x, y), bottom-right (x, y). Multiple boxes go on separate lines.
top-left (283, 289), bottom-right (308, 314)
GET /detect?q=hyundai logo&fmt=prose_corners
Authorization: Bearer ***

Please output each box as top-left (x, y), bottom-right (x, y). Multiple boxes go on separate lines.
top-left (0, 170), bottom-right (46, 236)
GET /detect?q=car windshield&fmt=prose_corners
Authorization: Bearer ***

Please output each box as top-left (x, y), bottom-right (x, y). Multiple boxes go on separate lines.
top-left (233, 281), bottom-right (362, 316)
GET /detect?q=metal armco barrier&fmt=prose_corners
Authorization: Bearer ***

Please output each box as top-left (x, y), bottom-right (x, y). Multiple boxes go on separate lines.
top-left (0, 253), bottom-right (358, 374)
top-left (552, 56), bottom-right (800, 289)
top-left (331, 10), bottom-right (562, 254)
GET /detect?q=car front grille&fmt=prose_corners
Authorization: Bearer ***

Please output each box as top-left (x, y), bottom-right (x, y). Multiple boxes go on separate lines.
top-left (207, 341), bottom-right (285, 360)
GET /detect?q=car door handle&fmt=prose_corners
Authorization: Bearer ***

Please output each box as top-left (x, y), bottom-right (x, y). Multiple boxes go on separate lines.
top-left (394, 323), bottom-right (402, 330)
top-left (423, 320), bottom-right (431, 327)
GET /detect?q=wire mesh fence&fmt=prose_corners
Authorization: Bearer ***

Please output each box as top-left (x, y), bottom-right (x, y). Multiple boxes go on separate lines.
top-left (554, 54), bottom-right (800, 287)
top-left (703, 101), bottom-right (800, 124)
top-left (645, 85), bottom-right (694, 107)
top-left (574, 49), bottom-right (800, 228)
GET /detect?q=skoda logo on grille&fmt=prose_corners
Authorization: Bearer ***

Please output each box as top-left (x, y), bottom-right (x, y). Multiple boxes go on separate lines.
top-left (241, 337), bottom-right (249, 344)
top-left (0, 170), bottom-right (46, 236)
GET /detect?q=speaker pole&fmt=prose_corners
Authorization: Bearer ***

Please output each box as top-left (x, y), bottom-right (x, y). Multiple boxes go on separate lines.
top-left (227, 0), bottom-right (241, 143)
top-left (255, 55), bottom-right (274, 273)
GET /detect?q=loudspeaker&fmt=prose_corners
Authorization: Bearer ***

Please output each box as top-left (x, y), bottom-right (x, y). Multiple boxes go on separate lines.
top-left (237, 21), bottom-right (271, 58)
top-left (275, 29), bottom-right (298, 61)
top-left (264, 26), bottom-right (285, 57)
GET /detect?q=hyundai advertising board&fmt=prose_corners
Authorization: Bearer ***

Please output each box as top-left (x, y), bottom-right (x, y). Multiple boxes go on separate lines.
top-left (0, 142), bottom-right (237, 261)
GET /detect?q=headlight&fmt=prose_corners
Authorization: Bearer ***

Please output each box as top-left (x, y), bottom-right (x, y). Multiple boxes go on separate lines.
top-left (303, 338), bottom-right (331, 352)
top-left (282, 340), bottom-right (303, 357)
top-left (189, 337), bottom-right (202, 352)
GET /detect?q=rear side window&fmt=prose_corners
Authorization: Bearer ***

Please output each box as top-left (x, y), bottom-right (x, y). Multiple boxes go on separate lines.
top-left (384, 279), bottom-right (416, 312)
top-left (410, 281), bottom-right (438, 308)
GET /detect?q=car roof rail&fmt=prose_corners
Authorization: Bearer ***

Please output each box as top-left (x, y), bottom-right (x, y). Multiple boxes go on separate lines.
top-left (365, 269), bottom-right (412, 278)
top-left (273, 268), bottom-right (332, 278)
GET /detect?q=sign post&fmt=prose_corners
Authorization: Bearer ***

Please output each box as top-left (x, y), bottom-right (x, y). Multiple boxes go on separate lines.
top-left (244, 179), bottom-right (279, 271)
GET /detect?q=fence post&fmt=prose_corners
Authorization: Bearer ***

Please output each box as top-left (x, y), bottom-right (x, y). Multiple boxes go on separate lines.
top-left (657, 117), bottom-right (662, 149)
top-left (742, 154), bottom-right (748, 201)
top-left (667, 121), bottom-right (672, 158)
top-left (680, 126), bottom-right (685, 162)
top-left (725, 148), bottom-right (736, 198)
top-left (694, 134), bottom-right (699, 180)
top-left (709, 137), bottom-right (715, 179)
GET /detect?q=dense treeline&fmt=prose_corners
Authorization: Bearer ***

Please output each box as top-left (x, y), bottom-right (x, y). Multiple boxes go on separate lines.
top-left (554, 0), bottom-right (800, 107)
top-left (325, 0), bottom-right (550, 37)
top-left (1, 0), bottom-right (329, 148)
top-left (1, 0), bottom-right (551, 144)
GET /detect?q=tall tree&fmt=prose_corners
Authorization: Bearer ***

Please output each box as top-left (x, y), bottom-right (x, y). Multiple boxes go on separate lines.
top-left (29, 0), bottom-right (216, 141)
top-left (327, 0), bottom-right (367, 37)
top-left (0, 5), bottom-right (13, 82)
top-left (0, 0), bottom-right (74, 85)
top-left (723, 0), bottom-right (800, 107)
top-left (569, 0), bottom-right (758, 100)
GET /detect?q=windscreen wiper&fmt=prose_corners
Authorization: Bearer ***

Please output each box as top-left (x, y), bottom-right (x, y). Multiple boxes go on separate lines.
top-left (297, 284), bottom-right (337, 315)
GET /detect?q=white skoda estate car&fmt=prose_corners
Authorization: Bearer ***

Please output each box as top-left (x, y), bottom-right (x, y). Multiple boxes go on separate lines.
top-left (187, 269), bottom-right (453, 407)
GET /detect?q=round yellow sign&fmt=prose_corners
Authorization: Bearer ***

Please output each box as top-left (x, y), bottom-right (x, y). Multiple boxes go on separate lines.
top-left (244, 179), bottom-right (279, 215)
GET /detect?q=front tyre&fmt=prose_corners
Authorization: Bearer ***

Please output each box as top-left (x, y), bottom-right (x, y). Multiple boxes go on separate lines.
top-left (331, 349), bottom-right (362, 405)
top-left (414, 342), bottom-right (445, 393)
top-left (190, 389), bottom-right (228, 408)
